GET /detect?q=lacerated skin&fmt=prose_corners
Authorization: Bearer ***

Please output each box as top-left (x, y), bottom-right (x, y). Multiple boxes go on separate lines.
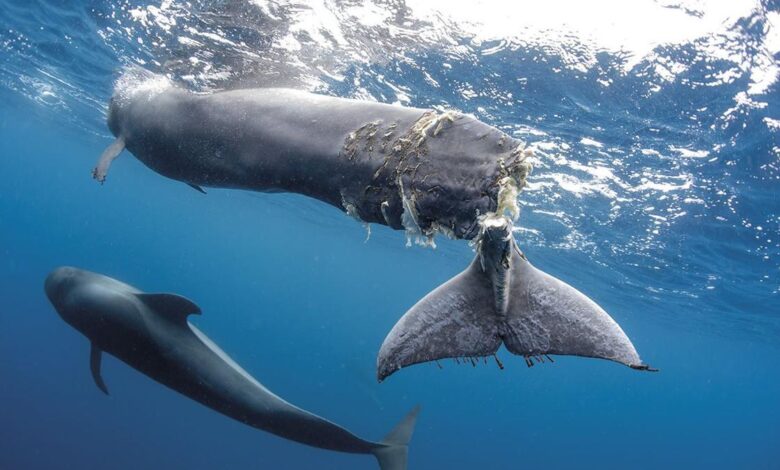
top-left (44, 267), bottom-right (385, 454)
top-left (107, 87), bottom-right (526, 239)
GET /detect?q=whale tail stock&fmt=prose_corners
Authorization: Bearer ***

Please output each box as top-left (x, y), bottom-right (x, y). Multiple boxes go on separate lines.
top-left (371, 405), bottom-right (421, 470)
top-left (377, 215), bottom-right (655, 382)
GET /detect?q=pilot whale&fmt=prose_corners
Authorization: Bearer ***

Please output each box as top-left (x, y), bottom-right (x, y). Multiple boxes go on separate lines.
top-left (44, 267), bottom-right (419, 469)
top-left (94, 71), bottom-right (654, 380)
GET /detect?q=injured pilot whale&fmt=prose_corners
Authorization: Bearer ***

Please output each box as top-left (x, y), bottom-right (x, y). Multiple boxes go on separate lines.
top-left (94, 71), bottom-right (653, 380)
top-left (45, 267), bottom-right (419, 470)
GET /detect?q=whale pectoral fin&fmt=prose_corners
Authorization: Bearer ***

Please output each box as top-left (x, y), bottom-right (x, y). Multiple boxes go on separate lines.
top-left (135, 293), bottom-right (202, 324)
top-left (187, 183), bottom-right (206, 194)
top-left (377, 261), bottom-right (502, 382)
top-left (90, 343), bottom-right (109, 395)
top-left (92, 136), bottom-right (125, 184)
top-left (503, 256), bottom-right (649, 369)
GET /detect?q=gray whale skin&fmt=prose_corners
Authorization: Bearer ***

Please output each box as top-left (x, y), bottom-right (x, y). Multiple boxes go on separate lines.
top-left (95, 75), bottom-right (654, 381)
top-left (45, 267), bottom-right (419, 470)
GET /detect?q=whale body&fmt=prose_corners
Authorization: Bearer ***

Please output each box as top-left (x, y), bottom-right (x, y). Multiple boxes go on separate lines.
top-left (95, 72), bottom-right (653, 380)
top-left (97, 74), bottom-right (531, 241)
top-left (44, 267), bottom-right (419, 470)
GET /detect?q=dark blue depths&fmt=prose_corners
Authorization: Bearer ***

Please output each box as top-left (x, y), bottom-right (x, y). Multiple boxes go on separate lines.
top-left (1, 1), bottom-right (779, 469)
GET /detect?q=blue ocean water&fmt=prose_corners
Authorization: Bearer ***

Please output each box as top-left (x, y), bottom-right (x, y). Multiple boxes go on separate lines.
top-left (1, 1), bottom-right (779, 469)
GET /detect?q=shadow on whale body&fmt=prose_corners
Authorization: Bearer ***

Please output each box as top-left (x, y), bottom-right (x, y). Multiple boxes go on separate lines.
top-left (44, 267), bottom-right (419, 470)
top-left (95, 69), bottom-right (653, 381)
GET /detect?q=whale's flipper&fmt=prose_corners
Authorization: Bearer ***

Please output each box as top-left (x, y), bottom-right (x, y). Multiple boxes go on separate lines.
top-left (92, 136), bottom-right (125, 184)
top-left (377, 216), bottom-right (651, 381)
top-left (90, 342), bottom-right (109, 395)
top-left (372, 406), bottom-right (420, 470)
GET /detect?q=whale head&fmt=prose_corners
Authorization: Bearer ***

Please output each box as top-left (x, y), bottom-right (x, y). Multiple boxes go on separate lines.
top-left (45, 267), bottom-right (141, 340)
top-left (107, 67), bottom-right (177, 138)
top-left (106, 96), bottom-right (123, 138)
top-left (46, 266), bottom-right (105, 333)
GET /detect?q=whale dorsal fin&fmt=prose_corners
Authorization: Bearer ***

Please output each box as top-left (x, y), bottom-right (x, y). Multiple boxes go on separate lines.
top-left (187, 183), bottom-right (206, 194)
top-left (90, 342), bottom-right (109, 395)
top-left (135, 293), bottom-right (201, 324)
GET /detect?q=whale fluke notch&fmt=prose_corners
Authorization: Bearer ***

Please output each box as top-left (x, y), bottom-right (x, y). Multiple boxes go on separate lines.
top-left (377, 217), bottom-right (652, 381)
top-left (134, 293), bottom-right (201, 324)
top-left (90, 343), bottom-right (109, 395)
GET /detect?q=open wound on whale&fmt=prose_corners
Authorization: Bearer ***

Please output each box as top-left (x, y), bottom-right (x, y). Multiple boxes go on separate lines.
top-left (340, 109), bottom-right (467, 248)
top-left (398, 176), bottom-right (436, 248)
top-left (377, 148), bottom-right (655, 381)
top-left (396, 110), bottom-right (469, 247)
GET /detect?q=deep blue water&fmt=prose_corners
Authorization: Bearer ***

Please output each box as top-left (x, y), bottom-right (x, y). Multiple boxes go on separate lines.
top-left (1, 1), bottom-right (779, 469)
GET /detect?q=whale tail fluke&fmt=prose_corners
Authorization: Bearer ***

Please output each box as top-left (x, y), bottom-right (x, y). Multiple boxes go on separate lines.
top-left (377, 235), bottom-right (652, 381)
top-left (371, 405), bottom-right (420, 470)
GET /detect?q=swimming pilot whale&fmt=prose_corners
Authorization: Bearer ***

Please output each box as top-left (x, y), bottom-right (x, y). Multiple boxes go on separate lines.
top-left (94, 70), bottom-right (654, 381)
top-left (45, 266), bottom-right (420, 470)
